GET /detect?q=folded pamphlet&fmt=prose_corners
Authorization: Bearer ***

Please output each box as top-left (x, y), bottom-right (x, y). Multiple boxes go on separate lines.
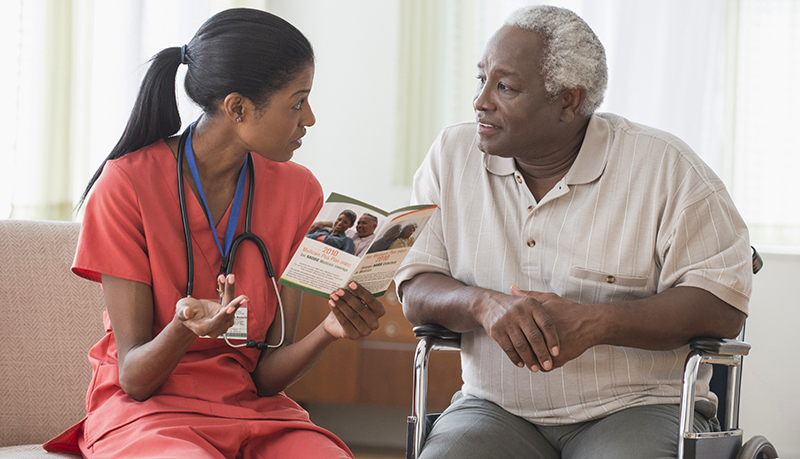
top-left (279, 192), bottom-right (436, 298)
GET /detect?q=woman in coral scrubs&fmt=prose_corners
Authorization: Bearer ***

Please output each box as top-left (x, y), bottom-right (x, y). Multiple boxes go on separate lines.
top-left (45, 9), bottom-right (385, 459)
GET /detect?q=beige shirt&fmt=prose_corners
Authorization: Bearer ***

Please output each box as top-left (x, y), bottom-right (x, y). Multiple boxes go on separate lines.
top-left (395, 114), bottom-right (752, 425)
top-left (389, 236), bottom-right (416, 250)
top-left (345, 227), bottom-right (375, 257)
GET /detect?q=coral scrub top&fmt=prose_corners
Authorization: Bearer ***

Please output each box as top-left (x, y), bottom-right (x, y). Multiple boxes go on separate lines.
top-left (47, 141), bottom-right (323, 451)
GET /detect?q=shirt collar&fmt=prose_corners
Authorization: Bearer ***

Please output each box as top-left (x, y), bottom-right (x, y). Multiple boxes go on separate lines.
top-left (482, 114), bottom-right (612, 185)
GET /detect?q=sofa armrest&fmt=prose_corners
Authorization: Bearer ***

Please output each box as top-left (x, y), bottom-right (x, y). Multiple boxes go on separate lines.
top-left (0, 220), bottom-right (106, 447)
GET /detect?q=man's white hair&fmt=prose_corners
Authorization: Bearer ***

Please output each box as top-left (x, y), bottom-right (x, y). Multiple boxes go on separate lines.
top-left (505, 5), bottom-right (607, 117)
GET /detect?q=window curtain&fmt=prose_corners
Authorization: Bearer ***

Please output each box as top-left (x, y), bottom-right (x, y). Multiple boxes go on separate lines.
top-left (1, 0), bottom-right (74, 220)
top-left (394, 0), bottom-right (478, 187)
top-left (0, 0), bottom-right (269, 221)
top-left (730, 0), bottom-right (800, 249)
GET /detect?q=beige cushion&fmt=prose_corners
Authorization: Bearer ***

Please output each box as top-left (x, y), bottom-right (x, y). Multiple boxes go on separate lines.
top-left (0, 444), bottom-right (78, 458)
top-left (0, 220), bottom-right (105, 454)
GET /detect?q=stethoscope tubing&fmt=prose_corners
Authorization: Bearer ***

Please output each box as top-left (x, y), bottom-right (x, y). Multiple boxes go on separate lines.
top-left (177, 127), bottom-right (196, 296)
top-left (175, 125), bottom-right (284, 349)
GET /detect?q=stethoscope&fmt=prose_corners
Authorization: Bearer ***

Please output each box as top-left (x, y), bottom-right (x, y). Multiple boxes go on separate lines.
top-left (176, 122), bottom-right (284, 350)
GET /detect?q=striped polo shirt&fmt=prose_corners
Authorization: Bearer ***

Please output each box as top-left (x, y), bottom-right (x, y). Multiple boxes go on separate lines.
top-left (395, 113), bottom-right (752, 425)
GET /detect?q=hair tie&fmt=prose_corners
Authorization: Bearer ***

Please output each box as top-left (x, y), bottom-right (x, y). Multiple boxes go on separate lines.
top-left (180, 44), bottom-right (188, 65)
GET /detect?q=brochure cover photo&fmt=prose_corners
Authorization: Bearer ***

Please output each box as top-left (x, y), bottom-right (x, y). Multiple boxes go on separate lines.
top-left (279, 193), bottom-right (436, 298)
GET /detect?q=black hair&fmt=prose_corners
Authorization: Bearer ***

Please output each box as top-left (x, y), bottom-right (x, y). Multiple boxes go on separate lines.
top-left (339, 210), bottom-right (357, 226)
top-left (77, 8), bottom-right (314, 208)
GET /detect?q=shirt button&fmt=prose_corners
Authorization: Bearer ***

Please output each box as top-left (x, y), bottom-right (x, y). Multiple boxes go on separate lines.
top-left (516, 175), bottom-right (523, 184)
top-left (527, 239), bottom-right (536, 247)
top-left (527, 205), bottom-right (534, 212)
top-left (606, 275), bottom-right (616, 283)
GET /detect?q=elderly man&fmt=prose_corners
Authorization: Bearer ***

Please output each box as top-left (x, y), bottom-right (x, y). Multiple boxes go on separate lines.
top-left (389, 223), bottom-right (418, 250)
top-left (349, 213), bottom-right (379, 256)
top-left (395, 5), bottom-right (751, 459)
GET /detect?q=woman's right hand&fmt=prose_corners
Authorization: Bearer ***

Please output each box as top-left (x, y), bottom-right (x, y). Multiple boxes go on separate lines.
top-left (175, 274), bottom-right (249, 338)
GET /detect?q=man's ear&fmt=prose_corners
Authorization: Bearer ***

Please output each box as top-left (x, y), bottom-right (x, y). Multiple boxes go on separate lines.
top-left (560, 88), bottom-right (586, 123)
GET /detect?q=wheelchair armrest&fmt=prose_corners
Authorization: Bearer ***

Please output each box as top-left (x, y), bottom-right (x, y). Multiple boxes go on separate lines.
top-left (413, 324), bottom-right (462, 342)
top-left (689, 337), bottom-right (751, 356)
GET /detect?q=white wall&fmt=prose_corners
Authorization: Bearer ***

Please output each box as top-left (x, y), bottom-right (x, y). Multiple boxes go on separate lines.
top-left (740, 252), bottom-right (800, 459)
top-left (270, 0), bottom-right (410, 212)
top-left (273, 2), bottom-right (799, 456)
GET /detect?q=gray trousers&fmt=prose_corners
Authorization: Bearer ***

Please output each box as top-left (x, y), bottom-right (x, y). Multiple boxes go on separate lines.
top-left (419, 392), bottom-right (719, 459)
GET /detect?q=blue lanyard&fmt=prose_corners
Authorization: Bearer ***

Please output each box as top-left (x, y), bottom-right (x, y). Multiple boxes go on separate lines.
top-left (184, 121), bottom-right (248, 259)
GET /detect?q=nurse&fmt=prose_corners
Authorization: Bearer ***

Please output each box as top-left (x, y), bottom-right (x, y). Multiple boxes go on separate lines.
top-left (46, 8), bottom-right (385, 459)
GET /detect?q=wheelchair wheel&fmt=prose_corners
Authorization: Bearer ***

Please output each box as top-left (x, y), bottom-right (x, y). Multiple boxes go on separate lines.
top-left (736, 435), bottom-right (778, 459)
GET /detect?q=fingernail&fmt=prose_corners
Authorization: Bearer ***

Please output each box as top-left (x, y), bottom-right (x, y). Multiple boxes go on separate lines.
top-left (530, 365), bottom-right (539, 373)
top-left (552, 346), bottom-right (559, 357)
top-left (543, 361), bottom-right (552, 371)
top-left (228, 274), bottom-right (235, 282)
top-left (328, 299), bottom-right (336, 308)
top-left (517, 362), bottom-right (524, 368)
top-left (218, 274), bottom-right (225, 282)
top-left (349, 282), bottom-right (357, 289)
top-left (330, 293), bottom-right (339, 301)
top-left (337, 289), bottom-right (346, 296)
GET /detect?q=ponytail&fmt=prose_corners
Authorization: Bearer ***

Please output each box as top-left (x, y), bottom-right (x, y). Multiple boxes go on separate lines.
top-left (78, 9), bottom-right (314, 209)
top-left (77, 47), bottom-right (183, 208)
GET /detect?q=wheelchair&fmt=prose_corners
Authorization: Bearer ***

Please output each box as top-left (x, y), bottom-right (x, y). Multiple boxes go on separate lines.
top-left (406, 247), bottom-right (778, 459)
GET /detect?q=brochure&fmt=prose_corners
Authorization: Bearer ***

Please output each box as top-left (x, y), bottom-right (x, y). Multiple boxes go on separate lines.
top-left (279, 192), bottom-right (436, 298)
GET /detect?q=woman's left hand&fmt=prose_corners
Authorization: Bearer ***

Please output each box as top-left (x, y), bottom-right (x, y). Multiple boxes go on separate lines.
top-left (324, 282), bottom-right (386, 340)
top-left (176, 274), bottom-right (248, 338)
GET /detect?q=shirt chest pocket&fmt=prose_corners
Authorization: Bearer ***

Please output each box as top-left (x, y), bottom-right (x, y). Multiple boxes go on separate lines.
top-left (569, 266), bottom-right (649, 287)
top-left (567, 266), bottom-right (652, 303)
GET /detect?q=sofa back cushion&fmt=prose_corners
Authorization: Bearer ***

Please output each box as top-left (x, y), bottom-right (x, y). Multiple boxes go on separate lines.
top-left (0, 220), bottom-right (105, 446)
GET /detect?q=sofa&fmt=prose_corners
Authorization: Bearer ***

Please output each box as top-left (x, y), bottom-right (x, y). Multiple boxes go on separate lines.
top-left (0, 220), bottom-right (105, 458)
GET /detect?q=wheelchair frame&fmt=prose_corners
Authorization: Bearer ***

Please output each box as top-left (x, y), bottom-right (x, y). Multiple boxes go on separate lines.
top-left (406, 248), bottom-right (778, 459)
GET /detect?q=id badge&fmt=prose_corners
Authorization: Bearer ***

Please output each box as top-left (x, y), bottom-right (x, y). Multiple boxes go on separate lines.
top-left (223, 307), bottom-right (248, 340)
top-left (198, 306), bottom-right (248, 340)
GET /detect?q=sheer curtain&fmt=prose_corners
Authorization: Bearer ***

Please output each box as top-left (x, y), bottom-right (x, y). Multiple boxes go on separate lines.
top-left (395, 0), bottom-right (799, 250)
top-left (731, 0), bottom-right (800, 250)
top-left (0, 0), bottom-right (75, 220)
top-left (0, 0), bottom-right (267, 221)
top-left (394, 0), bottom-right (478, 187)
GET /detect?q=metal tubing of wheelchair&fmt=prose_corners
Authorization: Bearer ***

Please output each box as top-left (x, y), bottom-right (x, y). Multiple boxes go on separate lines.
top-left (726, 364), bottom-right (741, 431)
top-left (410, 336), bottom-right (461, 459)
top-left (411, 336), bottom-right (435, 459)
top-left (692, 353), bottom-right (742, 431)
top-left (678, 352), bottom-right (703, 459)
